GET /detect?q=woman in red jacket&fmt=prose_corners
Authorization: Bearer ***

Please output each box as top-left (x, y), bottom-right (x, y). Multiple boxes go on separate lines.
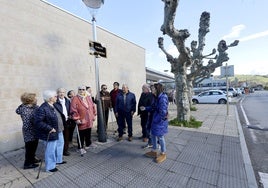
top-left (70, 86), bottom-right (96, 154)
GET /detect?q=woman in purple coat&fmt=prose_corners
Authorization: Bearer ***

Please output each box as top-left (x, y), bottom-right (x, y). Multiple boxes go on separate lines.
top-left (145, 83), bottom-right (169, 163)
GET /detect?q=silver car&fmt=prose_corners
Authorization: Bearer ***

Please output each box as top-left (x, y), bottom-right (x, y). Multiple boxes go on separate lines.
top-left (192, 90), bottom-right (230, 104)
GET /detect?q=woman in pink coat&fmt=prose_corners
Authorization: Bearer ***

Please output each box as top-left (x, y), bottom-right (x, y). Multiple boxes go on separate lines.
top-left (70, 86), bottom-right (96, 154)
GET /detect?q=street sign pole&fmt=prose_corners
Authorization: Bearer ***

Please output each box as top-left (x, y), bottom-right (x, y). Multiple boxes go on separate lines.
top-left (92, 16), bottom-right (106, 142)
top-left (225, 63), bottom-right (229, 116)
top-left (83, 0), bottom-right (106, 142)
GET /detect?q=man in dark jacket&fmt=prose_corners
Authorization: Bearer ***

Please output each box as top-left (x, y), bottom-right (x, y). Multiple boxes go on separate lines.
top-left (115, 84), bottom-right (136, 141)
top-left (99, 84), bottom-right (112, 131)
top-left (53, 88), bottom-right (71, 156)
top-left (137, 84), bottom-right (153, 142)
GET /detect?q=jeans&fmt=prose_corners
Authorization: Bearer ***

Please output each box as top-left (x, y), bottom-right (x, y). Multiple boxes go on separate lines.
top-left (44, 139), bottom-right (57, 171)
top-left (151, 135), bottom-right (166, 153)
top-left (56, 132), bottom-right (64, 163)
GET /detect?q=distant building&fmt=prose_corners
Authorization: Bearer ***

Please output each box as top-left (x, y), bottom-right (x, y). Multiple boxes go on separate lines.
top-left (193, 77), bottom-right (227, 94)
top-left (146, 67), bottom-right (174, 83)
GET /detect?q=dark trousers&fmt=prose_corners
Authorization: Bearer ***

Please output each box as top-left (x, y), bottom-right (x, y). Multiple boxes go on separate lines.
top-left (113, 108), bottom-right (126, 129)
top-left (63, 126), bottom-right (69, 153)
top-left (68, 120), bottom-right (76, 142)
top-left (118, 111), bottom-right (133, 137)
top-left (24, 139), bottom-right (39, 165)
top-left (103, 108), bottom-right (109, 130)
top-left (140, 113), bottom-right (149, 138)
top-left (77, 128), bottom-right (92, 149)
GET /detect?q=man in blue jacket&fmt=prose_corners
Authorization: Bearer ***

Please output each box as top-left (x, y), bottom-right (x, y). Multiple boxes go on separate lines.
top-left (115, 84), bottom-right (136, 141)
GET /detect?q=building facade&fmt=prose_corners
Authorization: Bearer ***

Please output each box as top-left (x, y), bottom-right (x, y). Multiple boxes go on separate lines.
top-left (0, 0), bottom-right (145, 152)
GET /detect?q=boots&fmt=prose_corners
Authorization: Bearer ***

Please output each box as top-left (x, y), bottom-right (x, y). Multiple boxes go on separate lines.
top-left (145, 151), bottom-right (158, 158)
top-left (155, 153), bottom-right (166, 163)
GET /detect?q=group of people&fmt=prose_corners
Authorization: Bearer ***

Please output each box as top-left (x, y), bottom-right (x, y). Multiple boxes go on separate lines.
top-left (15, 81), bottom-right (169, 173)
top-left (16, 86), bottom-right (96, 172)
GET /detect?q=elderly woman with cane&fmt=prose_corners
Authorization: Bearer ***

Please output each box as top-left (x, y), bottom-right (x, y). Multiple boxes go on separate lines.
top-left (70, 86), bottom-right (96, 154)
top-left (35, 90), bottom-right (59, 172)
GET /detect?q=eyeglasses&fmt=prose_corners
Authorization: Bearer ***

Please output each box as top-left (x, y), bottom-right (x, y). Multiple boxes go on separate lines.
top-left (78, 89), bottom-right (85, 91)
top-left (102, 88), bottom-right (107, 90)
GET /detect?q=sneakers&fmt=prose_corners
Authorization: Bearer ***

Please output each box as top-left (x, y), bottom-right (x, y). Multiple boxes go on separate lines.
top-left (77, 148), bottom-right (87, 154)
top-left (155, 153), bottom-right (167, 163)
top-left (128, 137), bottom-right (133, 142)
top-left (145, 151), bottom-right (158, 158)
top-left (142, 144), bottom-right (153, 149)
top-left (85, 143), bottom-right (97, 150)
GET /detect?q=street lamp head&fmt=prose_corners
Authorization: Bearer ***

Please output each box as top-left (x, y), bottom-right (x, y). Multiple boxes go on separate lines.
top-left (82, 0), bottom-right (104, 9)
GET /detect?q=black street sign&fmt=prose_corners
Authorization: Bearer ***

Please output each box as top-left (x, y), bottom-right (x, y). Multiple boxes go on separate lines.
top-left (89, 41), bottom-right (107, 58)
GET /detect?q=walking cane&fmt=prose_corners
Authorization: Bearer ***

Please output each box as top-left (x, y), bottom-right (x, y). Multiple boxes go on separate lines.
top-left (76, 124), bottom-right (83, 157)
top-left (36, 132), bottom-right (50, 179)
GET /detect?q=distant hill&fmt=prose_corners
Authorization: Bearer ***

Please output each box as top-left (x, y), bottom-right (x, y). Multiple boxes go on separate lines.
top-left (229, 75), bottom-right (268, 87)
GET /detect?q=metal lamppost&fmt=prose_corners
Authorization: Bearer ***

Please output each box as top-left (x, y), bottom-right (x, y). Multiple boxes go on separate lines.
top-left (82, 0), bottom-right (106, 142)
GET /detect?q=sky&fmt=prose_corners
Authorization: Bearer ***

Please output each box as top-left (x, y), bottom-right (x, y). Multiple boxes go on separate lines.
top-left (44, 0), bottom-right (268, 76)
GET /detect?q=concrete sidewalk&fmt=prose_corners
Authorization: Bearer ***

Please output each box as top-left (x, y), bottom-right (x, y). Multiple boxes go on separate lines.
top-left (0, 103), bottom-right (258, 188)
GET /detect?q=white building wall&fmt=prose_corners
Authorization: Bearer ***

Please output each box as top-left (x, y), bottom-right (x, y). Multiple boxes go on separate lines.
top-left (0, 0), bottom-right (145, 152)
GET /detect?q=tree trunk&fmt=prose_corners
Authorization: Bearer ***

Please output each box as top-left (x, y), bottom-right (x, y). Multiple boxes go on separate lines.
top-left (175, 64), bottom-right (190, 121)
top-left (187, 77), bottom-right (194, 106)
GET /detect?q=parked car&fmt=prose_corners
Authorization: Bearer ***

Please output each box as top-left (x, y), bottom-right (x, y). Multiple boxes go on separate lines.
top-left (221, 90), bottom-right (233, 97)
top-left (219, 87), bottom-right (237, 97)
top-left (235, 88), bottom-right (243, 96)
top-left (192, 90), bottom-right (230, 104)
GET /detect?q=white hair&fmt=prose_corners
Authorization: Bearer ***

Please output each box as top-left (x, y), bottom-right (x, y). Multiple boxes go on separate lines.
top-left (43, 90), bottom-right (56, 102)
top-left (142, 84), bottom-right (150, 90)
top-left (57, 87), bottom-right (66, 93)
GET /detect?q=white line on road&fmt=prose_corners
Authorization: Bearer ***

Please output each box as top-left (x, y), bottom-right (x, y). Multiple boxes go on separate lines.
top-left (240, 98), bottom-right (258, 143)
top-left (240, 98), bottom-right (267, 187)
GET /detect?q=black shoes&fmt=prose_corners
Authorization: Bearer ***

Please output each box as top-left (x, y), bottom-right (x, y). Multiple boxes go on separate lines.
top-left (63, 151), bottom-right (70, 156)
top-left (48, 168), bottom-right (58, 172)
top-left (24, 163), bottom-right (39, 169)
top-left (56, 161), bottom-right (67, 165)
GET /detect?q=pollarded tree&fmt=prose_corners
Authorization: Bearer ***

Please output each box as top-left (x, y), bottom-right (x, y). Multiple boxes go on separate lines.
top-left (186, 11), bottom-right (216, 105)
top-left (191, 39), bottom-right (239, 87)
top-left (158, 0), bottom-right (192, 121)
top-left (158, 0), bottom-right (239, 121)
top-left (187, 12), bottom-right (239, 105)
